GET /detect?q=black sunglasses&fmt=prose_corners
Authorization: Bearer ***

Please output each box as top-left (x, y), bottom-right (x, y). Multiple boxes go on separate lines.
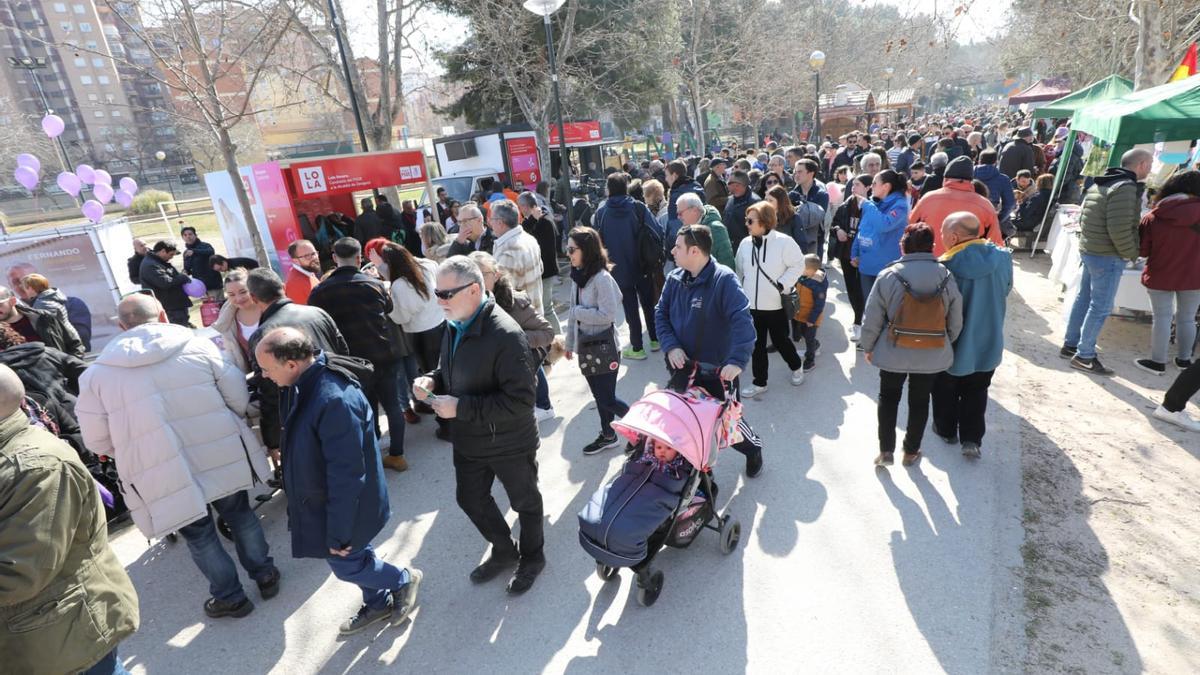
top-left (434, 282), bottom-right (476, 300)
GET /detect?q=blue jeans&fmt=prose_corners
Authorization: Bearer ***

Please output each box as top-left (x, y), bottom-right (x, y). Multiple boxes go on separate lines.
top-left (373, 360), bottom-right (407, 456)
top-left (327, 545), bottom-right (410, 611)
top-left (178, 491), bottom-right (275, 604)
top-left (860, 273), bottom-right (878, 302)
top-left (1064, 253), bottom-right (1127, 359)
top-left (535, 367), bottom-right (551, 410)
top-left (585, 371), bottom-right (629, 433)
top-left (83, 647), bottom-right (131, 675)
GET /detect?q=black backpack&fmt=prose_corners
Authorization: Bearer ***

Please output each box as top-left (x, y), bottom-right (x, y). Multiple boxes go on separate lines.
top-left (634, 204), bottom-right (665, 274)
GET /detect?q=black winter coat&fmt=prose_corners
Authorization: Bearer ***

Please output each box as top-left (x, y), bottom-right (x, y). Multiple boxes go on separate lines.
top-left (139, 255), bottom-right (192, 310)
top-left (127, 253), bottom-right (145, 285)
top-left (447, 229), bottom-right (496, 257)
top-left (12, 304), bottom-right (85, 357)
top-left (353, 208), bottom-right (389, 246)
top-left (523, 214), bottom-right (559, 280)
top-left (998, 139), bottom-right (1036, 180)
top-left (0, 342), bottom-right (87, 456)
top-left (185, 239), bottom-right (222, 291)
top-left (426, 300), bottom-right (538, 459)
top-left (723, 190), bottom-right (760, 250)
top-left (307, 266), bottom-right (400, 365)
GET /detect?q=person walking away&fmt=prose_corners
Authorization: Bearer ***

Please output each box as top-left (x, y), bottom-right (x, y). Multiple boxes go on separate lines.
top-left (919, 152), bottom-right (949, 199)
top-left (140, 240), bottom-right (194, 326)
top-left (1061, 149), bottom-right (1153, 375)
top-left (412, 257), bottom-right (546, 594)
top-left (0, 365), bottom-right (139, 674)
top-left (895, 134), bottom-right (922, 175)
top-left (793, 254), bottom-right (829, 373)
top-left (518, 192), bottom-right (562, 334)
top-left (656, 224), bottom-right (764, 477)
top-left (912, 156), bottom-right (1004, 254)
top-left (255, 328), bottom-right (421, 635)
top-left (768, 185), bottom-right (811, 252)
top-left (470, 252), bottom-right (556, 423)
top-left (735, 202), bottom-right (807, 395)
top-left (998, 127), bottom-right (1037, 180)
top-left (831, 175), bottom-right (873, 341)
top-left (723, 170), bottom-right (760, 249)
top-left (1134, 170), bottom-right (1200, 375)
top-left (593, 172), bottom-right (663, 359)
top-left (704, 157), bottom-right (731, 213)
top-left (76, 294), bottom-right (280, 619)
top-left (182, 226), bottom-right (222, 295)
top-left (860, 224), bottom-right (963, 467)
top-left (284, 240), bottom-right (322, 304)
top-left (932, 212), bottom-right (1013, 459)
top-left (562, 227), bottom-right (630, 455)
top-left (1155, 360), bottom-right (1200, 431)
top-left (852, 169), bottom-right (911, 303)
top-left (675, 192), bottom-right (735, 270)
top-left (489, 199), bottom-right (545, 315)
top-left (308, 238), bottom-right (410, 470)
top-left (354, 197), bottom-right (388, 246)
top-left (973, 150), bottom-right (1016, 237)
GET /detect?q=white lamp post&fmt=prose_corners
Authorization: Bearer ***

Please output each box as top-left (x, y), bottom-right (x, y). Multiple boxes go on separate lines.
top-left (809, 50), bottom-right (825, 140)
top-left (523, 0), bottom-right (571, 202)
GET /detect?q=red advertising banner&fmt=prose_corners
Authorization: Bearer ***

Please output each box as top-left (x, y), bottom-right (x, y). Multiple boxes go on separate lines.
top-left (548, 121), bottom-right (602, 145)
top-left (249, 162), bottom-right (303, 274)
top-left (290, 150), bottom-right (427, 198)
top-left (505, 137), bottom-right (541, 186)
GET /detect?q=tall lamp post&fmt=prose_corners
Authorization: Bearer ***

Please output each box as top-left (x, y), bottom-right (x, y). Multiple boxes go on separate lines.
top-left (9, 56), bottom-right (74, 173)
top-left (883, 66), bottom-right (894, 125)
top-left (809, 50), bottom-right (825, 142)
top-left (155, 150), bottom-right (179, 216)
top-left (523, 0), bottom-right (571, 206)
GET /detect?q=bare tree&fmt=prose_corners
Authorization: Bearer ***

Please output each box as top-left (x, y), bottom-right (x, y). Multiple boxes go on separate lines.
top-left (0, 96), bottom-right (61, 179)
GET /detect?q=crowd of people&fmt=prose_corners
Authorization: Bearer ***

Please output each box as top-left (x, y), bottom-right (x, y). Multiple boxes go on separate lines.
top-left (4, 103), bottom-right (1200, 673)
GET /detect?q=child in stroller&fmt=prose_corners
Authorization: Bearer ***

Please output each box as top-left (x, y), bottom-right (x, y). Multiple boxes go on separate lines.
top-left (578, 387), bottom-right (742, 607)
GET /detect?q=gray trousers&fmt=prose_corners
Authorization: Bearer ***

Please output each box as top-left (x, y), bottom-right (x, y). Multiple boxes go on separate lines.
top-left (1148, 288), bottom-right (1200, 363)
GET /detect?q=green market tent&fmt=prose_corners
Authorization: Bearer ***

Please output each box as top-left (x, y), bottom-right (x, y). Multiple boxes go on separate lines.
top-left (1032, 75), bottom-right (1133, 119)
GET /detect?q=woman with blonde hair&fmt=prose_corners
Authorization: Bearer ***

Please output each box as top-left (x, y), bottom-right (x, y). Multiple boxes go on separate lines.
top-left (642, 179), bottom-right (668, 228)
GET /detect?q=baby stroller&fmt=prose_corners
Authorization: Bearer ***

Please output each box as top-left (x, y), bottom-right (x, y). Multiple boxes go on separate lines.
top-left (578, 378), bottom-right (743, 607)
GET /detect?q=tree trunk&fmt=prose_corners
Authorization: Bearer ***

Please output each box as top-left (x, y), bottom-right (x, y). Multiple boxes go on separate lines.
top-left (218, 130), bottom-right (270, 267)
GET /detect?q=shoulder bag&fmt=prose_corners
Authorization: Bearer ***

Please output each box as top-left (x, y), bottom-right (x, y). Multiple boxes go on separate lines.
top-left (575, 282), bottom-right (621, 377)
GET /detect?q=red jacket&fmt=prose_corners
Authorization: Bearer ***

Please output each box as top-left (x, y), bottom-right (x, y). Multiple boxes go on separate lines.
top-left (1139, 194), bottom-right (1200, 291)
top-left (910, 179), bottom-right (1003, 256)
top-left (284, 265), bottom-right (319, 304)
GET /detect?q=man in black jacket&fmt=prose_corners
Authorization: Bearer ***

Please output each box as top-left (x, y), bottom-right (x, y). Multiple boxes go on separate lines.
top-left (128, 239), bottom-right (147, 285)
top-left (209, 255), bottom-right (261, 275)
top-left (245, 268), bottom-right (348, 463)
top-left (722, 170), bottom-right (759, 249)
top-left (353, 197), bottom-right (388, 246)
top-left (517, 192), bottom-right (560, 333)
top-left (308, 238), bottom-right (410, 472)
top-left (447, 203), bottom-right (496, 256)
top-left (413, 255), bottom-right (544, 595)
top-left (0, 286), bottom-right (85, 357)
top-left (140, 241), bottom-right (194, 326)
top-left (182, 226), bottom-right (221, 293)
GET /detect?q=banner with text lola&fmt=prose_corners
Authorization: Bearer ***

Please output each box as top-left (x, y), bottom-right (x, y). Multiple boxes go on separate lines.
top-left (290, 150), bottom-right (429, 198)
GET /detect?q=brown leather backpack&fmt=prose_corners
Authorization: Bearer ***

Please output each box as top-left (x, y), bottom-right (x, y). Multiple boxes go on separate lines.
top-left (888, 272), bottom-right (951, 349)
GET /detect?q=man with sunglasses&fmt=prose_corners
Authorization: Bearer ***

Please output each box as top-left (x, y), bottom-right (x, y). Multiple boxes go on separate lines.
top-left (412, 256), bottom-right (545, 595)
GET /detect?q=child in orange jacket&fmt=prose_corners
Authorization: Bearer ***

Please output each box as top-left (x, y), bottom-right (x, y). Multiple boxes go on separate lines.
top-left (794, 254), bottom-right (828, 374)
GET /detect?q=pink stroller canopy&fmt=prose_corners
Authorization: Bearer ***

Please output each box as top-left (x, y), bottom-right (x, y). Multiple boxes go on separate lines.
top-left (610, 389), bottom-right (728, 470)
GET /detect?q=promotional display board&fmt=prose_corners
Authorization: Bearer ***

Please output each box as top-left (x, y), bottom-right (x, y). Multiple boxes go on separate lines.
top-left (549, 121), bottom-right (603, 146)
top-left (289, 150), bottom-right (429, 198)
top-left (205, 169), bottom-right (273, 265)
top-left (505, 137), bottom-right (542, 186)
top-left (248, 162), bottom-right (302, 275)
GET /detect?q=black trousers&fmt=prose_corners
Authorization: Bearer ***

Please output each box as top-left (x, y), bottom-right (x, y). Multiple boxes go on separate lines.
top-left (686, 371), bottom-right (763, 460)
top-left (453, 451), bottom-right (544, 560)
top-left (837, 253), bottom-right (865, 326)
top-left (751, 309), bottom-right (802, 386)
top-left (409, 322), bottom-right (444, 373)
top-left (620, 277), bottom-right (658, 351)
top-left (878, 370), bottom-right (936, 454)
top-left (1164, 359), bottom-right (1200, 412)
top-left (166, 307), bottom-right (193, 327)
top-left (799, 323), bottom-right (820, 363)
top-left (931, 370), bottom-right (995, 446)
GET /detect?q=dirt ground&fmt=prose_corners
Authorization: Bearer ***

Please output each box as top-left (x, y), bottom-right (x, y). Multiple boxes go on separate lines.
top-left (1007, 255), bottom-right (1199, 674)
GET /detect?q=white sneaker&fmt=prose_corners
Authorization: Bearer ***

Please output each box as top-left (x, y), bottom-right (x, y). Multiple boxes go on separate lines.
top-left (740, 384), bottom-right (768, 399)
top-left (850, 324), bottom-right (861, 342)
top-left (791, 369), bottom-right (805, 386)
top-left (1153, 405), bottom-right (1200, 431)
top-left (534, 407), bottom-right (556, 423)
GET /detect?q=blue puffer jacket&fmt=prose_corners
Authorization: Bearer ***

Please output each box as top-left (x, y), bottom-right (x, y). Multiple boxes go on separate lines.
top-left (667, 178), bottom-right (706, 227)
top-left (940, 239), bottom-right (1013, 376)
top-left (851, 192), bottom-right (909, 276)
top-left (279, 352), bottom-right (389, 559)
top-left (594, 195), bottom-right (661, 289)
top-left (654, 258), bottom-right (754, 369)
top-left (974, 164), bottom-right (1015, 223)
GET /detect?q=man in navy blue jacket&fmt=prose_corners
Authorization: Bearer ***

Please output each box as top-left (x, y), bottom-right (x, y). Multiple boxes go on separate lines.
top-left (655, 224), bottom-right (764, 477)
top-left (256, 327), bottom-right (422, 637)
top-left (594, 172), bottom-right (663, 359)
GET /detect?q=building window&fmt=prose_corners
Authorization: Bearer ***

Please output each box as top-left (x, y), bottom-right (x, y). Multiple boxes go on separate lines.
top-left (73, 4), bottom-right (86, 14)
top-left (79, 22), bottom-right (92, 32)
top-left (60, 22), bottom-right (72, 32)
top-left (92, 57), bottom-right (104, 68)
top-left (94, 110), bottom-right (105, 118)
top-left (97, 75), bottom-right (109, 84)
top-left (54, 3), bottom-right (67, 12)
top-left (111, 110), bottom-right (121, 117)
top-left (74, 56), bottom-right (86, 67)
top-left (87, 93), bottom-right (98, 102)
top-left (80, 75), bottom-right (93, 84)
top-left (85, 41), bottom-right (97, 50)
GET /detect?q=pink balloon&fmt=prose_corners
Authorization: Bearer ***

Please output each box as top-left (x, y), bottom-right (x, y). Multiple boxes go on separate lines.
top-left (75, 164), bottom-right (95, 185)
top-left (115, 189), bottom-right (133, 208)
top-left (14, 166), bottom-right (38, 191)
top-left (93, 169), bottom-right (112, 186)
top-left (92, 182), bottom-right (114, 204)
top-left (56, 171), bottom-right (82, 197)
top-left (16, 154), bottom-right (40, 172)
top-left (41, 114), bottom-right (65, 139)
top-left (81, 199), bottom-right (104, 223)
top-left (118, 177), bottom-right (138, 194)
top-left (183, 279), bottom-right (207, 298)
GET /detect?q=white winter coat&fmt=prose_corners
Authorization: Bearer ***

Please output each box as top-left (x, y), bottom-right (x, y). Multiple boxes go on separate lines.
top-left (388, 257), bottom-right (444, 334)
top-left (735, 230), bottom-right (806, 311)
top-left (75, 322), bottom-right (270, 539)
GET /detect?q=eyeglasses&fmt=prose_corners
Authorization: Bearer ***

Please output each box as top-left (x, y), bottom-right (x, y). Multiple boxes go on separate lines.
top-left (565, 245), bottom-right (579, 254)
top-left (434, 282), bottom-right (476, 300)
top-left (294, 251), bottom-right (318, 260)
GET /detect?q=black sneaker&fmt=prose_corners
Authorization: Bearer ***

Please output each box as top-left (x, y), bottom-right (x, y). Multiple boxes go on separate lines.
top-left (1134, 358), bottom-right (1166, 375)
top-left (204, 596), bottom-right (254, 619)
top-left (256, 568), bottom-right (281, 600)
top-left (506, 556), bottom-right (546, 595)
top-left (338, 601), bottom-right (393, 636)
top-left (1059, 345), bottom-right (1078, 359)
top-left (390, 569), bottom-right (423, 625)
top-left (745, 449), bottom-right (764, 478)
top-left (803, 358), bottom-right (816, 373)
top-left (934, 427), bottom-right (958, 444)
top-left (1070, 355), bottom-right (1114, 376)
top-left (469, 546), bottom-right (520, 583)
top-left (1176, 358), bottom-right (1193, 370)
top-left (583, 432), bottom-right (621, 455)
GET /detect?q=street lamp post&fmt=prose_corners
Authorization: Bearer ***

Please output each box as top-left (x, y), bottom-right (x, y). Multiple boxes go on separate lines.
top-left (9, 56), bottom-right (75, 175)
top-left (884, 66), bottom-right (894, 126)
top-left (523, 0), bottom-right (572, 206)
top-left (809, 50), bottom-right (825, 142)
top-left (155, 150), bottom-right (179, 216)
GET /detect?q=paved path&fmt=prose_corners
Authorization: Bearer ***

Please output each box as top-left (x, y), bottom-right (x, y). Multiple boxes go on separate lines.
top-left (109, 268), bottom-right (1025, 674)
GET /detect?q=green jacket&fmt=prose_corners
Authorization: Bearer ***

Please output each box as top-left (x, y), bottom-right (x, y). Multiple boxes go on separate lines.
top-left (0, 410), bottom-right (139, 674)
top-left (700, 205), bottom-right (737, 270)
top-left (1078, 168), bottom-right (1142, 259)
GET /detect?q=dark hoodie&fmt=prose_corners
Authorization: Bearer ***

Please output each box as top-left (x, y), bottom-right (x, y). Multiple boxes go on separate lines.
top-left (593, 194), bottom-right (661, 288)
top-left (1139, 194), bottom-right (1200, 291)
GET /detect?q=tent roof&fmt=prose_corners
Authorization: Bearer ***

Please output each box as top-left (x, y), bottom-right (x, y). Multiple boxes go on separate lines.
top-left (1032, 75), bottom-right (1134, 119)
top-left (1071, 74), bottom-right (1200, 145)
top-left (1008, 78), bottom-right (1072, 105)
top-left (875, 88), bottom-right (915, 108)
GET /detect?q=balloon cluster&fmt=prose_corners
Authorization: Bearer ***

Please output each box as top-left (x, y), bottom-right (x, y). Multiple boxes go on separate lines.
top-left (12, 113), bottom-right (141, 224)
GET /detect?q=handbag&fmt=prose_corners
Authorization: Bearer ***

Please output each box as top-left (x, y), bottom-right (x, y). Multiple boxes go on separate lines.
top-left (752, 237), bottom-right (800, 318)
top-left (575, 284), bottom-right (620, 376)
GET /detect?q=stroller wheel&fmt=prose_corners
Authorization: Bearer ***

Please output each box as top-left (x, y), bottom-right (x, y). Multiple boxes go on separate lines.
top-left (595, 562), bottom-right (619, 582)
top-left (165, 532), bottom-right (178, 544)
top-left (635, 570), bottom-right (664, 607)
top-left (719, 515), bottom-right (741, 555)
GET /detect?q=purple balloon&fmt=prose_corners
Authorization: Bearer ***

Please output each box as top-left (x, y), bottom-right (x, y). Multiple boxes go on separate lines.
top-left (75, 164), bottom-right (95, 185)
top-left (56, 171), bottom-right (82, 197)
top-left (118, 176), bottom-right (138, 194)
top-left (14, 166), bottom-right (38, 191)
top-left (93, 169), bottom-right (112, 186)
top-left (41, 114), bottom-right (65, 139)
top-left (81, 199), bottom-right (104, 223)
top-left (183, 278), bottom-right (207, 298)
top-left (16, 153), bottom-right (40, 172)
top-left (92, 181), bottom-right (114, 204)
top-left (115, 189), bottom-right (133, 208)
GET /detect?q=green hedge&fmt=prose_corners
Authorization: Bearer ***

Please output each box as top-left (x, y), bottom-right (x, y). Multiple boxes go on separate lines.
top-left (128, 189), bottom-right (174, 215)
